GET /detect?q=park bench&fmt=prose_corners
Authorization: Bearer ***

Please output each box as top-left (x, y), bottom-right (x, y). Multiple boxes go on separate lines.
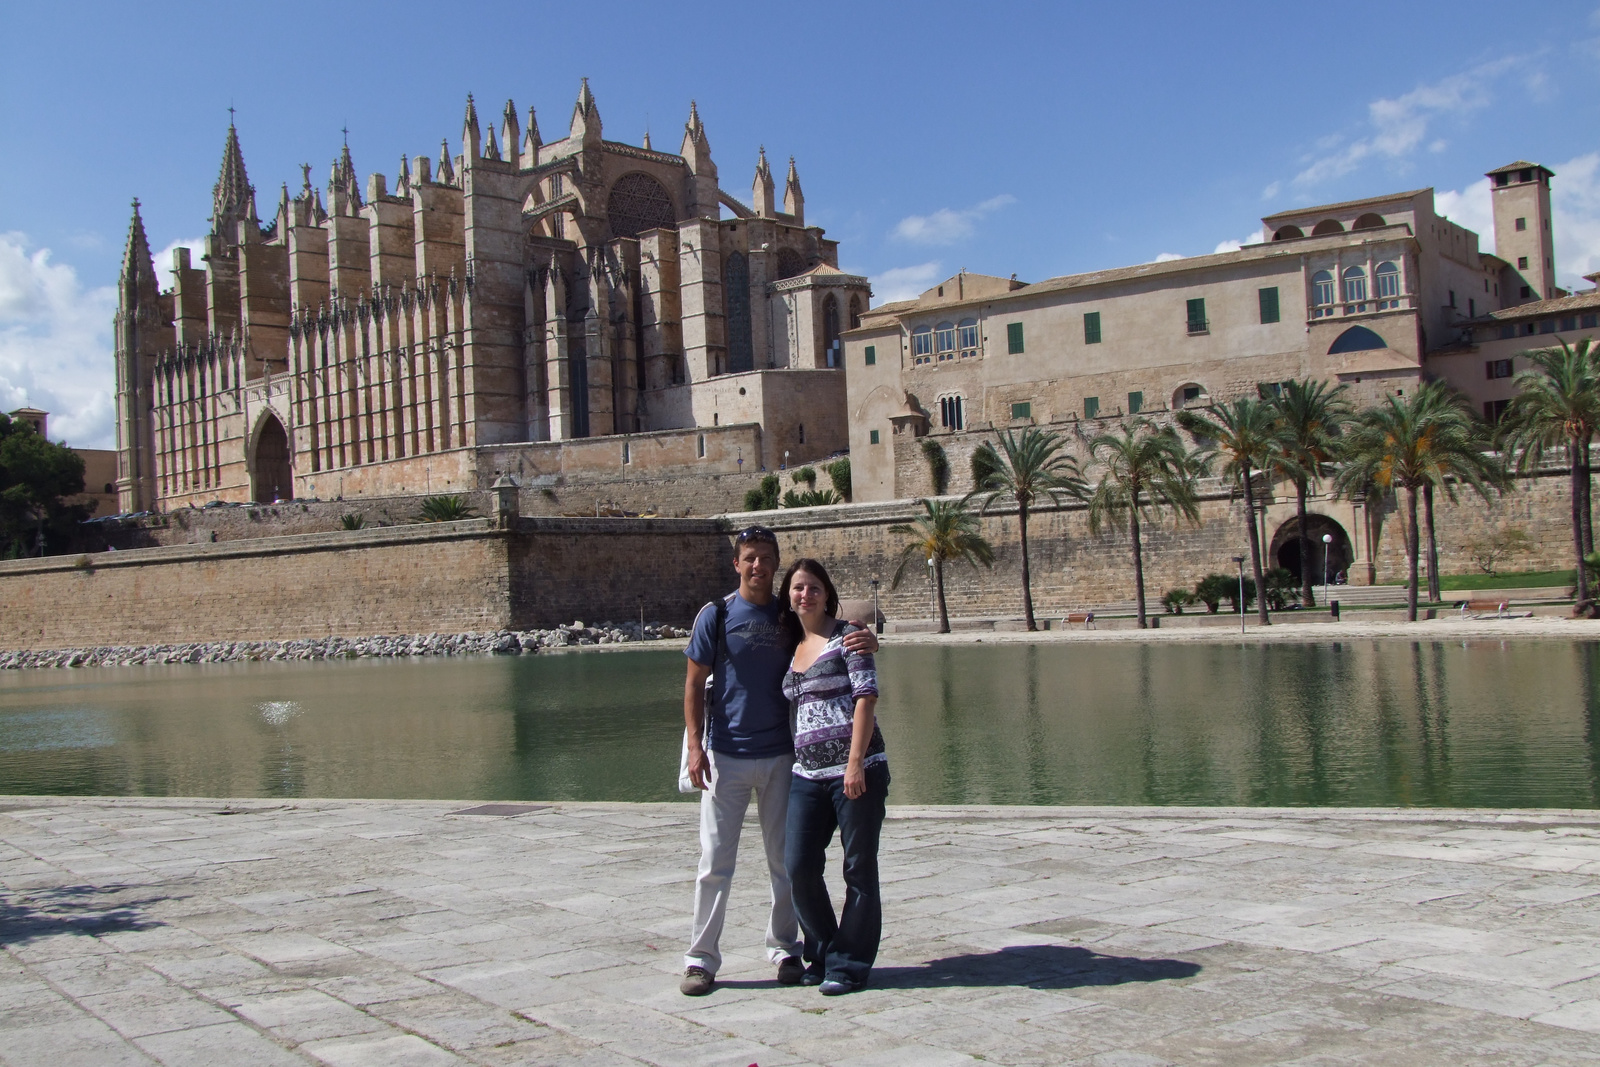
top-left (1460, 598), bottom-right (1508, 618)
top-left (1064, 611), bottom-right (1095, 629)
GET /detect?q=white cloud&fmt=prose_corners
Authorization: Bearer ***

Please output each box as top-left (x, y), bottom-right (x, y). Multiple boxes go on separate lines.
top-left (892, 195), bottom-right (1016, 245)
top-left (1435, 177), bottom-right (1494, 238)
top-left (1261, 181), bottom-right (1281, 201)
top-left (153, 237), bottom-right (206, 287)
top-left (1293, 57), bottom-right (1520, 187)
top-left (0, 233), bottom-right (116, 448)
top-left (1153, 252), bottom-right (1184, 263)
top-left (870, 261), bottom-right (943, 302)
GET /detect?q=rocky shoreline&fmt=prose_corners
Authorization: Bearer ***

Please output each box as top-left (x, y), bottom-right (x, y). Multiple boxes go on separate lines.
top-left (0, 622), bottom-right (691, 670)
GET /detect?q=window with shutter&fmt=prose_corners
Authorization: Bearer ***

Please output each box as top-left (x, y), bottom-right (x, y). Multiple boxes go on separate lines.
top-left (864, 345), bottom-right (876, 366)
top-left (1083, 397), bottom-right (1100, 419)
top-left (1083, 312), bottom-right (1101, 344)
top-left (1011, 402), bottom-right (1032, 420)
top-left (1186, 298), bottom-right (1207, 334)
top-left (1128, 391), bottom-right (1143, 414)
top-left (1258, 287), bottom-right (1279, 324)
top-left (1006, 322), bottom-right (1024, 353)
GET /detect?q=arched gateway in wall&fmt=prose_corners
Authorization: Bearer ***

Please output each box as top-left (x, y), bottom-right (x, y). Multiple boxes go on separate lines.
top-left (251, 414), bottom-right (293, 503)
top-left (1270, 514), bottom-right (1352, 585)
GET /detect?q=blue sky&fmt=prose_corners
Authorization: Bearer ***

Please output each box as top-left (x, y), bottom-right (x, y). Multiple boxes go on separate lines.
top-left (4, 0), bottom-right (1600, 448)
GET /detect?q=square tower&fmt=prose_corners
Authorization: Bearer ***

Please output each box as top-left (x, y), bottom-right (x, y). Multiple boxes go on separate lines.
top-left (1488, 161), bottom-right (1556, 304)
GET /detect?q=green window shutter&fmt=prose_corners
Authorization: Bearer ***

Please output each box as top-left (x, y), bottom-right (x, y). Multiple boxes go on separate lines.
top-left (1083, 396), bottom-right (1099, 419)
top-left (1007, 322), bottom-right (1024, 354)
top-left (869, 429), bottom-right (880, 445)
top-left (1258, 287), bottom-right (1280, 324)
top-left (1011, 402), bottom-right (1032, 420)
top-left (864, 345), bottom-right (876, 366)
top-left (1128, 391), bottom-right (1143, 414)
top-left (1186, 297), bottom-right (1207, 332)
top-left (1083, 311), bottom-right (1101, 344)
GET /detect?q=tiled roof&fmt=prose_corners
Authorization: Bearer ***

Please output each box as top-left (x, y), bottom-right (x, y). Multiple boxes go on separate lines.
top-left (1485, 160), bottom-right (1551, 176)
top-left (1465, 290), bottom-right (1600, 324)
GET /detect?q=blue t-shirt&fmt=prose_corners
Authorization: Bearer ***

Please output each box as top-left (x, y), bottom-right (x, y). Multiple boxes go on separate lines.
top-left (686, 592), bottom-right (794, 759)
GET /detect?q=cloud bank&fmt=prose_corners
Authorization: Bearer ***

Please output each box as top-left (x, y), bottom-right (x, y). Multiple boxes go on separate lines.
top-left (870, 261), bottom-right (944, 303)
top-left (893, 195), bottom-right (1016, 245)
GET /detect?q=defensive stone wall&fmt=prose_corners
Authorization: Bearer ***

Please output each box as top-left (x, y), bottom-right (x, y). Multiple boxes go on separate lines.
top-left (0, 518), bottom-right (732, 652)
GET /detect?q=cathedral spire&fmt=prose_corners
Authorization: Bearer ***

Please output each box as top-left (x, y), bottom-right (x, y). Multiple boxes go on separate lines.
top-left (524, 105), bottom-right (541, 162)
top-left (484, 125), bottom-right (501, 162)
top-left (437, 137), bottom-right (455, 185)
top-left (570, 77), bottom-right (601, 144)
top-left (120, 198), bottom-right (160, 306)
top-left (783, 156), bottom-right (804, 225)
top-left (641, 129), bottom-right (652, 151)
top-left (681, 100), bottom-right (714, 177)
top-left (502, 99), bottom-right (520, 168)
top-left (752, 146), bottom-right (775, 218)
top-left (211, 121), bottom-right (254, 241)
top-left (462, 93), bottom-right (481, 159)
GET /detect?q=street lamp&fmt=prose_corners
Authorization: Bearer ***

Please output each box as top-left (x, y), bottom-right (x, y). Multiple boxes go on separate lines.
top-left (1322, 532), bottom-right (1334, 604)
top-left (1233, 555), bottom-right (1246, 634)
top-left (783, 450), bottom-right (790, 470)
top-left (870, 577), bottom-right (882, 634)
top-left (927, 557), bottom-right (936, 619)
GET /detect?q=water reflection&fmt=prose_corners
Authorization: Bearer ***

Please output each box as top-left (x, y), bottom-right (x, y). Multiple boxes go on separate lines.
top-left (0, 640), bottom-right (1597, 807)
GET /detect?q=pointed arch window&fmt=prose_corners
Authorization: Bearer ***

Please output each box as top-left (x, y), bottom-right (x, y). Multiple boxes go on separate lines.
top-left (1342, 265), bottom-right (1368, 313)
top-left (823, 294), bottom-right (841, 367)
top-left (848, 295), bottom-right (863, 330)
top-left (1375, 261), bottom-right (1401, 309)
top-left (1311, 270), bottom-right (1335, 318)
top-left (958, 318), bottom-right (979, 358)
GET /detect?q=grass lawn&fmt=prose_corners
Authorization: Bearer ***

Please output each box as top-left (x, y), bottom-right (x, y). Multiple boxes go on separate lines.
top-left (1383, 569), bottom-right (1574, 590)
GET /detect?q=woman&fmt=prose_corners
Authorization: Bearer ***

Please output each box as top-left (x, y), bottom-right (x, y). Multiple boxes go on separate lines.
top-left (779, 557), bottom-right (888, 995)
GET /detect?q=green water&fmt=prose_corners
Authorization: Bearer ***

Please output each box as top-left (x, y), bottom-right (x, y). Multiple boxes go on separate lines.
top-left (1, 640), bottom-right (1597, 807)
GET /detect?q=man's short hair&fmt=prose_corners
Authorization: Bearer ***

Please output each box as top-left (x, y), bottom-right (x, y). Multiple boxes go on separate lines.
top-left (734, 525), bottom-right (778, 556)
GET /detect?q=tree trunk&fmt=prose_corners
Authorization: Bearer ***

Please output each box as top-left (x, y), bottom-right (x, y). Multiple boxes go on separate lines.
top-left (1423, 482), bottom-right (1441, 603)
top-left (1131, 508), bottom-right (1147, 629)
top-left (1296, 478), bottom-right (1313, 607)
top-left (1574, 445), bottom-right (1590, 607)
top-left (1583, 435), bottom-right (1594, 556)
top-left (1243, 464), bottom-right (1270, 625)
top-left (1405, 485), bottom-right (1420, 622)
top-left (935, 557), bottom-right (950, 633)
top-left (1018, 500), bottom-right (1035, 631)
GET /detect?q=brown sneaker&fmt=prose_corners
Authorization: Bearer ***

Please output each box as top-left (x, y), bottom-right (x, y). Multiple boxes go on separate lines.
top-left (680, 965), bottom-right (714, 996)
top-left (776, 955), bottom-right (805, 985)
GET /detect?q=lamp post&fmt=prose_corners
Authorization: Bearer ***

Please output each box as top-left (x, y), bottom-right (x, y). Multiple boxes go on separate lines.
top-left (1233, 555), bottom-right (1246, 634)
top-left (927, 557), bottom-right (936, 620)
top-left (783, 450), bottom-right (790, 471)
top-left (736, 446), bottom-right (743, 474)
top-left (1322, 532), bottom-right (1333, 604)
top-left (870, 577), bottom-right (882, 635)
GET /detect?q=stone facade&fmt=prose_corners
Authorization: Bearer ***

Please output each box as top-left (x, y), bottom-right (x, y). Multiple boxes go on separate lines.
top-left (112, 83), bottom-right (864, 514)
top-left (845, 161), bottom-right (1596, 505)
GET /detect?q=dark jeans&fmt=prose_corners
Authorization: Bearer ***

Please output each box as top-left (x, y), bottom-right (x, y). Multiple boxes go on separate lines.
top-left (784, 762), bottom-right (890, 987)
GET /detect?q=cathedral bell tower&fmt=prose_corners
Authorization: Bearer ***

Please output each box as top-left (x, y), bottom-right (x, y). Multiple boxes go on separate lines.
top-left (113, 200), bottom-right (168, 513)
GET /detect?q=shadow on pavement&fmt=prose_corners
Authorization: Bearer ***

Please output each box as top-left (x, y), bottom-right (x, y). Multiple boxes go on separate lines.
top-left (0, 884), bottom-right (167, 945)
top-left (871, 943), bottom-right (1201, 989)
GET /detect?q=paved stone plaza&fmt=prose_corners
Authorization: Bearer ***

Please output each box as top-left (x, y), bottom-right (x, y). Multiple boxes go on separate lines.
top-left (2, 799), bottom-right (1599, 1065)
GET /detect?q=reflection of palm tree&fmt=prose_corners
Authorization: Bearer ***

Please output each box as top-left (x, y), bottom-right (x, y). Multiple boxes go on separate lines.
top-left (1179, 398), bottom-right (1291, 627)
top-left (1336, 383), bottom-right (1504, 621)
top-left (1086, 421), bottom-right (1201, 629)
top-left (1271, 379), bottom-right (1352, 607)
top-left (890, 498), bottom-right (996, 633)
top-left (972, 428), bottom-right (1088, 631)
top-left (1499, 338), bottom-right (1600, 605)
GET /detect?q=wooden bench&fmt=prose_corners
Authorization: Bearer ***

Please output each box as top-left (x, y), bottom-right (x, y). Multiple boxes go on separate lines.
top-left (1064, 611), bottom-right (1095, 629)
top-left (1460, 598), bottom-right (1508, 618)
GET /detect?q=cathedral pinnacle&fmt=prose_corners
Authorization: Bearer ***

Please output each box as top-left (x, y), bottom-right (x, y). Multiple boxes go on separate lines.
top-left (211, 121), bottom-right (253, 239)
top-left (570, 77), bottom-right (601, 143)
top-left (784, 156), bottom-right (804, 224)
top-left (463, 93), bottom-right (481, 158)
top-left (119, 198), bottom-right (159, 308)
top-left (525, 105), bottom-right (541, 156)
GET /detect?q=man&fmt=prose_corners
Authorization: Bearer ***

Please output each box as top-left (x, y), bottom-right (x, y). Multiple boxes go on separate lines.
top-left (680, 525), bottom-right (877, 996)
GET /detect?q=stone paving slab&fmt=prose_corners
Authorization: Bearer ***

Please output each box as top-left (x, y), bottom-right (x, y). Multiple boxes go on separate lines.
top-left (2, 800), bottom-right (1599, 1066)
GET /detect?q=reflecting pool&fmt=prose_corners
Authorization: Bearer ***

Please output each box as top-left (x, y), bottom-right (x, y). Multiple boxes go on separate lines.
top-left (1, 640), bottom-right (1597, 807)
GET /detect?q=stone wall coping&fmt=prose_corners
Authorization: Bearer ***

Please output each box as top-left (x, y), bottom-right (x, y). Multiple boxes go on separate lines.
top-left (508, 516), bottom-right (728, 536)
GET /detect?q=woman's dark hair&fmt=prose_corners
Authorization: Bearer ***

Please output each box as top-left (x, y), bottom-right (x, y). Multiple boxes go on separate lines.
top-left (779, 557), bottom-right (839, 645)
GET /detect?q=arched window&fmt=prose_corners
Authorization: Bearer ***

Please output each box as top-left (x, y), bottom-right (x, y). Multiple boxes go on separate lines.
top-left (776, 247), bottom-right (806, 279)
top-left (939, 395), bottom-right (964, 431)
top-left (1342, 265), bottom-right (1368, 312)
top-left (958, 317), bottom-right (978, 357)
top-left (823, 295), bottom-right (841, 367)
top-left (848, 295), bottom-right (862, 330)
top-left (606, 173), bottom-right (676, 239)
top-left (1273, 225), bottom-right (1304, 241)
top-left (724, 252), bottom-right (752, 373)
top-left (911, 326), bottom-right (933, 365)
top-left (1312, 270), bottom-right (1335, 318)
top-left (935, 322), bottom-right (956, 362)
top-left (1328, 325), bottom-right (1387, 354)
top-left (1375, 261), bottom-right (1401, 309)
top-left (1173, 383), bottom-right (1208, 410)
top-left (1352, 213), bottom-right (1386, 230)
top-left (1311, 219), bottom-right (1345, 236)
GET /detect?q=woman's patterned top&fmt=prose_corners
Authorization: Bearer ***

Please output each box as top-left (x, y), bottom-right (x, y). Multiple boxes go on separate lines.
top-left (782, 620), bottom-right (884, 780)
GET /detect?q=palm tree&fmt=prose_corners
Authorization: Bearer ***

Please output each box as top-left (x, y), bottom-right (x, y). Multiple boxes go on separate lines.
top-left (1178, 397), bottom-right (1292, 627)
top-left (1499, 337), bottom-right (1600, 605)
top-left (1410, 382), bottom-right (1503, 602)
top-left (1271, 379), bottom-right (1352, 607)
top-left (972, 428), bottom-right (1088, 631)
top-left (1085, 420), bottom-right (1202, 629)
top-left (1336, 386), bottom-right (1504, 621)
top-left (890, 497), bottom-right (996, 633)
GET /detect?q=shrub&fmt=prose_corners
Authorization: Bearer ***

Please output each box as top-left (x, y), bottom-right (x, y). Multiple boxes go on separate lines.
top-left (970, 442), bottom-right (1002, 489)
top-left (1161, 588), bottom-right (1196, 615)
top-left (921, 439), bottom-right (950, 495)
top-left (340, 513), bottom-right (365, 530)
top-left (418, 495), bottom-right (478, 522)
top-left (1224, 577), bottom-right (1257, 614)
top-left (743, 474), bottom-right (781, 512)
top-left (782, 488), bottom-right (842, 508)
top-left (825, 457), bottom-right (852, 502)
top-left (1468, 527), bottom-right (1532, 576)
top-left (1263, 567), bottom-right (1300, 610)
top-left (792, 466), bottom-right (817, 487)
top-left (1193, 574), bottom-right (1234, 614)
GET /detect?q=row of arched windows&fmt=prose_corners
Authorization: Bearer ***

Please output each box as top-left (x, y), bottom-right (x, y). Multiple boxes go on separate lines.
top-left (1273, 213), bottom-right (1389, 241)
top-left (911, 319), bottom-right (979, 365)
top-left (1311, 262), bottom-right (1401, 317)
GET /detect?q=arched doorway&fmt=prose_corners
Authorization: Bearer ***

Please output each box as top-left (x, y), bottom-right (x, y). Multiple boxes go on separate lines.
top-left (1271, 514), bottom-right (1351, 586)
top-left (251, 414), bottom-right (293, 503)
